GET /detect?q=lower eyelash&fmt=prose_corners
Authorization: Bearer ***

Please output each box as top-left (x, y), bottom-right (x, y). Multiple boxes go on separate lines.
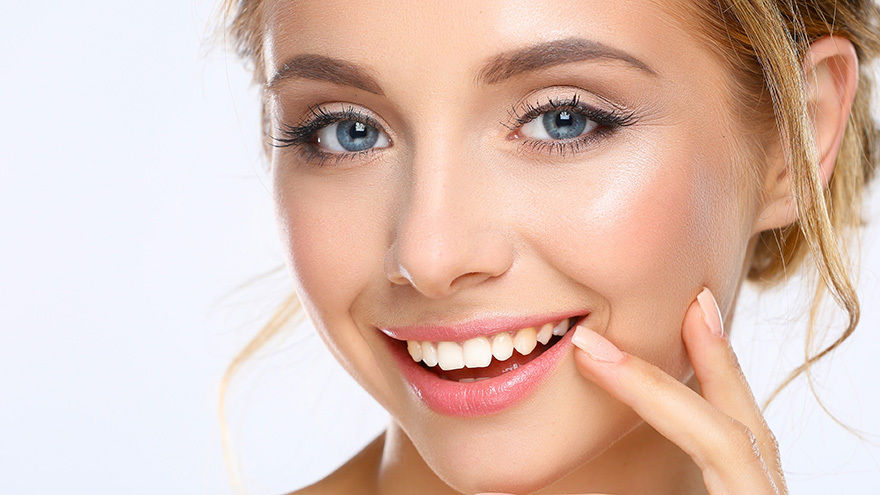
top-left (294, 145), bottom-right (379, 167)
top-left (517, 129), bottom-right (616, 157)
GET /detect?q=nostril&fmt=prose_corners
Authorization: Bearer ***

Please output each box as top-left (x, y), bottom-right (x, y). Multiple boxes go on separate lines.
top-left (449, 271), bottom-right (495, 291)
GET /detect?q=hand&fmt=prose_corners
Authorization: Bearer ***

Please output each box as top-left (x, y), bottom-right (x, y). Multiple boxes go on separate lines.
top-left (477, 288), bottom-right (787, 495)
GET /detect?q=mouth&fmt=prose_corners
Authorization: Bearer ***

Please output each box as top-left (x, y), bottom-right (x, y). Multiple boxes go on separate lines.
top-left (405, 317), bottom-right (579, 382)
top-left (381, 313), bottom-right (588, 416)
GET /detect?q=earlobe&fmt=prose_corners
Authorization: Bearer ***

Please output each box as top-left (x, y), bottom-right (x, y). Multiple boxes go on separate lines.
top-left (752, 36), bottom-right (859, 235)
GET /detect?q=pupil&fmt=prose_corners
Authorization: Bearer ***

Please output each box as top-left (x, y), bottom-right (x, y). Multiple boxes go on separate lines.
top-left (350, 121), bottom-right (368, 139)
top-left (556, 111), bottom-right (572, 128)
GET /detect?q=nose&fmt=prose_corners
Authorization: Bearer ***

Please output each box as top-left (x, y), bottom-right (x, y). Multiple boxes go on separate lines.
top-left (384, 145), bottom-right (514, 299)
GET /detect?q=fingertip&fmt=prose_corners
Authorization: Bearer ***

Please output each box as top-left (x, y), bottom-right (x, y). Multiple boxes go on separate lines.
top-left (696, 287), bottom-right (724, 338)
top-left (572, 325), bottom-right (625, 364)
top-left (681, 295), bottom-right (705, 343)
top-left (682, 289), bottom-right (729, 368)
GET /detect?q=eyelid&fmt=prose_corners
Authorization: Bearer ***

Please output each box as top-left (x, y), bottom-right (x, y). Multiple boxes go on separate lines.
top-left (292, 103), bottom-right (389, 140)
top-left (272, 102), bottom-right (393, 163)
top-left (503, 87), bottom-right (633, 132)
top-left (499, 87), bottom-right (637, 158)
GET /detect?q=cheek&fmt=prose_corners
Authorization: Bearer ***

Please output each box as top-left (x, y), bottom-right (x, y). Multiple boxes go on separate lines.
top-left (523, 137), bottom-right (747, 376)
top-left (274, 163), bottom-right (397, 309)
top-left (272, 170), bottom-right (392, 389)
top-left (276, 189), bottom-right (368, 318)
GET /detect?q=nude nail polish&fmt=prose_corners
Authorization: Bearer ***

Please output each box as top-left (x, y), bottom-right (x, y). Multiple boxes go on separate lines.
top-left (697, 287), bottom-right (724, 337)
top-left (572, 326), bottom-right (624, 363)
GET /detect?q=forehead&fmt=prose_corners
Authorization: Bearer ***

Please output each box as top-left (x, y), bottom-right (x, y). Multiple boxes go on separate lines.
top-left (262, 0), bottom-right (714, 86)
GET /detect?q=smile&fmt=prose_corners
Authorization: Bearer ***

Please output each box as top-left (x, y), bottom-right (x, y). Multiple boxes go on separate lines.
top-left (406, 318), bottom-right (577, 376)
top-left (381, 313), bottom-right (588, 416)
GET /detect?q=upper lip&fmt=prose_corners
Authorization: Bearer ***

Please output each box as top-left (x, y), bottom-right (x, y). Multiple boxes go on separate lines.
top-left (378, 311), bottom-right (589, 343)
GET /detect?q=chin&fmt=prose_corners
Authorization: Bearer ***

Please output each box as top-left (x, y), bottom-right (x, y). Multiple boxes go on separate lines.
top-left (417, 420), bottom-right (638, 495)
top-left (394, 355), bottom-right (644, 494)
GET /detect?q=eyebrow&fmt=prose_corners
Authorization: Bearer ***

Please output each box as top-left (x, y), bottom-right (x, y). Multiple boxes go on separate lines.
top-left (476, 37), bottom-right (656, 85)
top-left (267, 54), bottom-right (385, 95)
top-left (267, 37), bottom-right (655, 94)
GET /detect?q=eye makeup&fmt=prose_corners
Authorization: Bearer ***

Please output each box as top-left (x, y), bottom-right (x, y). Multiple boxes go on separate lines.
top-left (503, 92), bottom-right (636, 157)
top-left (272, 88), bottom-right (637, 167)
top-left (272, 104), bottom-right (390, 167)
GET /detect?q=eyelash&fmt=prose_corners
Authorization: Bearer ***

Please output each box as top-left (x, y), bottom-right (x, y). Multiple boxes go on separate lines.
top-left (504, 94), bottom-right (635, 157)
top-left (273, 95), bottom-right (636, 166)
top-left (272, 105), bottom-right (385, 167)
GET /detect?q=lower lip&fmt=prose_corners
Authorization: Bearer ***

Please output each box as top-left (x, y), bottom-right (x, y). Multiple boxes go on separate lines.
top-left (386, 330), bottom-right (575, 417)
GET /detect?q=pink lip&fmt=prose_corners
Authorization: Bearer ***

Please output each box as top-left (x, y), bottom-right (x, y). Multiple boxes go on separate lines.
top-left (384, 322), bottom-right (579, 417)
top-left (379, 312), bottom-right (587, 342)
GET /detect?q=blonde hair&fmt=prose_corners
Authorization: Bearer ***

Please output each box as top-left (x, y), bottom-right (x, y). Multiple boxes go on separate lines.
top-left (689, 0), bottom-right (880, 404)
top-left (215, 0), bottom-right (880, 483)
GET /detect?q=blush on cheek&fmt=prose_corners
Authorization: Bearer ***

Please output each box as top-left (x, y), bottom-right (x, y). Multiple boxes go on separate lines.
top-left (276, 182), bottom-right (404, 403)
top-left (597, 169), bottom-right (704, 294)
top-left (598, 168), bottom-right (701, 377)
top-left (274, 171), bottom-right (390, 322)
top-left (531, 149), bottom-right (728, 380)
top-left (552, 153), bottom-right (707, 299)
top-left (273, 180), bottom-right (376, 363)
top-left (278, 205), bottom-right (350, 308)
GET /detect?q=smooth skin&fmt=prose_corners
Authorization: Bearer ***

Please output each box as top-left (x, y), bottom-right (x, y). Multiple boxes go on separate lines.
top-left (484, 36), bottom-right (858, 495)
top-left (264, 0), bottom-right (859, 493)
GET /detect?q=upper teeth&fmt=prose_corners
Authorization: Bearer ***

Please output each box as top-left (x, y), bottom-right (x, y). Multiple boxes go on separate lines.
top-left (406, 318), bottom-right (572, 371)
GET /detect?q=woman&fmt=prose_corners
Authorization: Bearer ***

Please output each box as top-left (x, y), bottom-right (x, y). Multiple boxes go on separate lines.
top-left (218, 0), bottom-right (879, 493)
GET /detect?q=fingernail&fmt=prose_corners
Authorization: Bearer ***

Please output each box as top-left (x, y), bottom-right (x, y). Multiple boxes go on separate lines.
top-left (572, 325), bottom-right (624, 363)
top-left (697, 287), bottom-right (724, 337)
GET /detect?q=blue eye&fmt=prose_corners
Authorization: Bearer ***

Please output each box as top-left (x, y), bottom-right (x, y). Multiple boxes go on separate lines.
top-left (316, 119), bottom-right (390, 152)
top-left (520, 107), bottom-right (598, 140)
top-left (542, 109), bottom-right (588, 139)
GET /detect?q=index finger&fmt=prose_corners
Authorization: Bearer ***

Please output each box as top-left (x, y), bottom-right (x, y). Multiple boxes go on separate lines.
top-left (570, 299), bottom-right (781, 494)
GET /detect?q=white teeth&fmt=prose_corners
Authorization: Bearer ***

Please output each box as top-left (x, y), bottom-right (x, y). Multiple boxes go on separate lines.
top-left (458, 378), bottom-right (476, 383)
top-left (437, 341), bottom-right (465, 370)
top-left (407, 340), bottom-right (422, 362)
top-left (537, 322), bottom-right (553, 345)
top-left (421, 341), bottom-right (438, 367)
top-left (552, 318), bottom-right (570, 336)
top-left (405, 317), bottom-right (577, 368)
top-left (513, 327), bottom-right (538, 355)
top-left (462, 337), bottom-right (492, 368)
top-left (491, 332), bottom-right (514, 361)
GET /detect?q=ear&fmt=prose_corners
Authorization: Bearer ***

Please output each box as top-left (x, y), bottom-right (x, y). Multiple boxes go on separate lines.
top-left (752, 36), bottom-right (859, 234)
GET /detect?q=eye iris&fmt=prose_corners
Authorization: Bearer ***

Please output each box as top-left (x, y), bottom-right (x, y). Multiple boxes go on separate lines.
top-left (336, 120), bottom-right (379, 151)
top-left (541, 109), bottom-right (587, 139)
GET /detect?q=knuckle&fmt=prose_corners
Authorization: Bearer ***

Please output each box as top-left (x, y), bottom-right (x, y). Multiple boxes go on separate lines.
top-left (701, 418), bottom-right (763, 469)
top-left (761, 428), bottom-right (784, 468)
top-left (727, 420), bottom-right (763, 464)
top-left (635, 360), bottom-right (669, 392)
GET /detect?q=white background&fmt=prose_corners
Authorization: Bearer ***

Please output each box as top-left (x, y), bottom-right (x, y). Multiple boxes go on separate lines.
top-left (1, 1), bottom-right (878, 494)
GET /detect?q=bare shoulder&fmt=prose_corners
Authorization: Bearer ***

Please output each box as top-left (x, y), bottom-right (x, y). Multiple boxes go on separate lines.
top-left (287, 433), bottom-right (386, 495)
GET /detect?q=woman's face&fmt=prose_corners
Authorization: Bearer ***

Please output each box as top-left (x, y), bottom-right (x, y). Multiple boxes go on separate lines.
top-left (265, 0), bottom-right (763, 492)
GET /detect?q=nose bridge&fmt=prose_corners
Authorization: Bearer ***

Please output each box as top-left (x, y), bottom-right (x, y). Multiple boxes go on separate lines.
top-left (385, 125), bottom-right (513, 298)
